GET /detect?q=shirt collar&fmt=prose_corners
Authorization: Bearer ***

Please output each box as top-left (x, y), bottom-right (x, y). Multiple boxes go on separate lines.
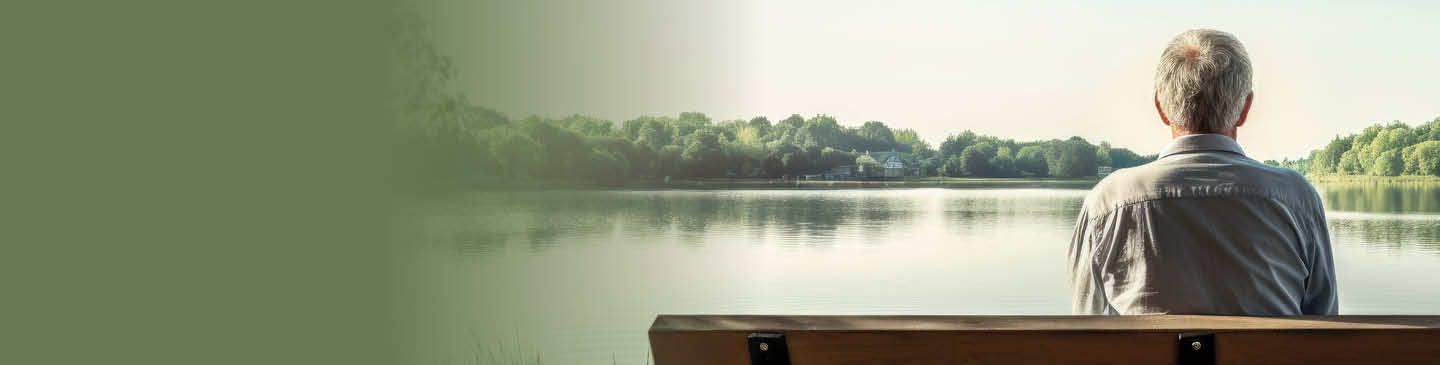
top-left (1158, 133), bottom-right (1246, 159)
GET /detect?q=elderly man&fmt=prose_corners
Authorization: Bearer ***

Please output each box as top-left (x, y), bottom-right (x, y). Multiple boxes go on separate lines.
top-left (1068, 29), bottom-right (1337, 315)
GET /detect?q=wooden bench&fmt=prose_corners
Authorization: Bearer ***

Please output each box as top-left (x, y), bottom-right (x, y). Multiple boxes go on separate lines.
top-left (649, 315), bottom-right (1440, 364)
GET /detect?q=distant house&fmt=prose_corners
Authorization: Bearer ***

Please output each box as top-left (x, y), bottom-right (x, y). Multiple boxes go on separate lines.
top-left (1097, 166), bottom-right (1114, 177)
top-left (826, 165), bottom-right (856, 179)
top-left (859, 151), bottom-right (906, 179)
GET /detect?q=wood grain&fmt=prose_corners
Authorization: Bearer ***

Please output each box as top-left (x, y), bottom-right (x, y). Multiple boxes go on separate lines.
top-left (649, 315), bottom-right (1440, 364)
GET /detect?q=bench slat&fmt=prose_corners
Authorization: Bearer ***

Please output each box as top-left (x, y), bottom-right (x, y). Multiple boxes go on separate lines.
top-left (649, 315), bottom-right (1440, 364)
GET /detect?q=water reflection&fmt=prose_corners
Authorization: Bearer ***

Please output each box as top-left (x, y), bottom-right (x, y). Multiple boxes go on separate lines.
top-left (428, 190), bottom-right (939, 254)
top-left (1328, 213), bottom-right (1440, 255)
top-left (416, 186), bottom-right (1440, 364)
top-left (424, 186), bottom-right (1440, 259)
top-left (1314, 181), bottom-right (1440, 256)
top-left (1317, 181), bottom-right (1440, 213)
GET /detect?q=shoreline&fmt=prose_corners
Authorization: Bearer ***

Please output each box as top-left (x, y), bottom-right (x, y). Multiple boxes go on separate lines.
top-left (1305, 175), bottom-right (1440, 184)
top-left (464, 175), bottom-right (1440, 191)
top-left (474, 177), bottom-right (1104, 191)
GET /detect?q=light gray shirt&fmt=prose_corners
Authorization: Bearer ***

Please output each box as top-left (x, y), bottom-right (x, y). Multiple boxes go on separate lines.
top-left (1068, 134), bottom-right (1337, 315)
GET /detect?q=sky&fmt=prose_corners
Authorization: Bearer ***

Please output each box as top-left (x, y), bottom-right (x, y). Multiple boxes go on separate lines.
top-left (425, 0), bottom-right (1440, 161)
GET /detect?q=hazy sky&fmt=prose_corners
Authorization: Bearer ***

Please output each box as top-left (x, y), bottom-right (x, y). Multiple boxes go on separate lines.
top-left (427, 0), bottom-right (1440, 161)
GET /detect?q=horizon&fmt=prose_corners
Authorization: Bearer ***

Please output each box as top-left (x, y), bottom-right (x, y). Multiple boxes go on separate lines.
top-left (423, 0), bottom-right (1440, 162)
top-left (473, 106), bottom-right (1440, 161)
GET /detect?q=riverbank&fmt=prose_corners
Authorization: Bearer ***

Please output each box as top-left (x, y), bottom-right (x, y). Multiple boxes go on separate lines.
top-left (471, 177), bottom-right (1104, 190)
top-left (459, 175), bottom-right (1440, 191)
top-left (1305, 175), bottom-right (1440, 184)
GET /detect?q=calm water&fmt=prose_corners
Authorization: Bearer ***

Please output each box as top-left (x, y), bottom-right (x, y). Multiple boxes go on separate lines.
top-left (415, 182), bottom-right (1440, 364)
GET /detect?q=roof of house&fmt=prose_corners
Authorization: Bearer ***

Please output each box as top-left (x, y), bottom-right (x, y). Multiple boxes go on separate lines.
top-left (867, 151), bottom-right (903, 165)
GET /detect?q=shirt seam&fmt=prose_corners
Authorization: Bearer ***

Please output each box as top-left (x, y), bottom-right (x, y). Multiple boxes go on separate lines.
top-left (1085, 189), bottom-right (1307, 223)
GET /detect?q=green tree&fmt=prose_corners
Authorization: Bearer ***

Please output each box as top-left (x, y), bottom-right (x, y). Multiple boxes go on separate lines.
top-left (734, 124), bottom-right (766, 146)
top-left (483, 126), bottom-right (543, 180)
top-left (1404, 141), bottom-right (1440, 176)
top-left (916, 157), bottom-right (939, 177)
top-left (522, 120), bottom-right (587, 178)
top-left (635, 119), bottom-right (674, 151)
top-left (939, 131), bottom-right (978, 158)
top-left (747, 116), bottom-right (772, 139)
top-left (1372, 149), bottom-right (1403, 176)
top-left (619, 118), bottom-right (646, 140)
top-left (941, 155), bottom-right (965, 177)
top-left (857, 121), bottom-right (897, 151)
top-left (761, 155), bottom-right (786, 177)
top-left (1045, 137), bottom-right (1099, 178)
top-left (796, 115), bottom-right (845, 149)
top-left (655, 145), bottom-right (684, 177)
top-left (988, 147), bottom-right (1018, 177)
top-left (777, 114), bottom-right (805, 129)
top-left (1294, 118), bottom-right (1440, 176)
top-left (1308, 136), bottom-right (1353, 175)
top-left (681, 130), bottom-right (727, 177)
top-left (557, 114), bottom-right (613, 136)
top-left (1347, 124), bottom-right (1387, 173)
top-left (1420, 117), bottom-right (1440, 141)
top-left (1338, 149), bottom-right (1363, 175)
top-left (1107, 147), bottom-right (1152, 168)
top-left (674, 112), bottom-right (712, 137)
top-left (1357, 125), bottom-right (1417, 175)
top-left (894, 128), bottom-right (932, 156)
top-left (1015, 146), bottom-right (1049, 177)
top-left (818, 148), bottom-right (857, 170)
top-left (855, 153), bottom-right (879, 175)
top-left (589, 136), bottom-right (652, 178)
top-left (585, 149), bottom-right (630, 186)
top-left (960, 142), bottom-right (998, 176)
top-left (1096, 142), bottom-right (1113, 167)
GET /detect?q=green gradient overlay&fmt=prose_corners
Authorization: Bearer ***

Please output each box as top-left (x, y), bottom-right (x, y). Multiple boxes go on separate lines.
top-left (7, 1), bottom-right (400, 364)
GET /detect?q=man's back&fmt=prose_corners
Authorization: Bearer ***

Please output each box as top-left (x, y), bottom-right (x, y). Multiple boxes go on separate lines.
top-left (1068, 134), bottom-right (1337, 315)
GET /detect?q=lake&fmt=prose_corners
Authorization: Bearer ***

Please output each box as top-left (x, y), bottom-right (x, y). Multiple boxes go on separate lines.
top-left (408, 181), bottom-right (1440, 364)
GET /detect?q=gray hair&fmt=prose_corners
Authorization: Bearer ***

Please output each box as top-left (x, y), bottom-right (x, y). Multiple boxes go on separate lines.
top-left (1154, 29), bottom-right (1252, 133)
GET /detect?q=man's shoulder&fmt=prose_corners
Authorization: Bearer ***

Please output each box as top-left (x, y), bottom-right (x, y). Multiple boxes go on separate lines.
top-left (1083, 155), bottom-right (1319, 215)
top-left (1082, 163), bottom-right (1159, 214)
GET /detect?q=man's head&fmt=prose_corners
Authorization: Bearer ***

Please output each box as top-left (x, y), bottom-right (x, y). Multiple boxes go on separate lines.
top-left (1154, 29), bottom-right (1253, 138)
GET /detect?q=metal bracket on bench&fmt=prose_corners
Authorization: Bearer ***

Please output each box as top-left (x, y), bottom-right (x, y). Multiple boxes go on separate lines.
top-left (748, 332), bottom-right (791, 365)
top-left (1177, 333), bottom-right (1215, 365)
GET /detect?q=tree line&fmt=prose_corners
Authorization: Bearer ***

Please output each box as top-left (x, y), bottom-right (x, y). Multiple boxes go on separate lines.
top-left (403, 105), bottom-right (1158, 187)
top-left (1275, 117), bottom-right (1440, 176)
top-left (395, 17), bottom-right (1156, 189)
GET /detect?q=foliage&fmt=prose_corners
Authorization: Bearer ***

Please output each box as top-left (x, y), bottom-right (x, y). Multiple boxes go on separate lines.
top-left (413, 106), bottom-right (1156, 184)
top-left (1015, 146), bottom-right (1049, 176)
top-left (854, 153), bottom-right (879, 168)
top-left (1098, 142), bottom-right (1153, 169)
top-left (959, 142), bottom-right (997, 177)
top-left (398, 18), bottom-right (1156, 187)
top-left (894, 128), bottom-right (930, 156)
top-left (1303, 117), bottom-right (1440, 177)
top-left (1044, 137), bottom-right (1101, 178)
top-left (1403, 141), bottom-right (1440, 176)
top-left (941, 155), bottom-right (964, 177)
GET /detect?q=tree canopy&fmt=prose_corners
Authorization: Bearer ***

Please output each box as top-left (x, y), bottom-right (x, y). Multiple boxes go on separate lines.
top-left (1297, 117), bottom-right (1440, 176)
top-left (397, 17), bottom-right (1158, 188)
